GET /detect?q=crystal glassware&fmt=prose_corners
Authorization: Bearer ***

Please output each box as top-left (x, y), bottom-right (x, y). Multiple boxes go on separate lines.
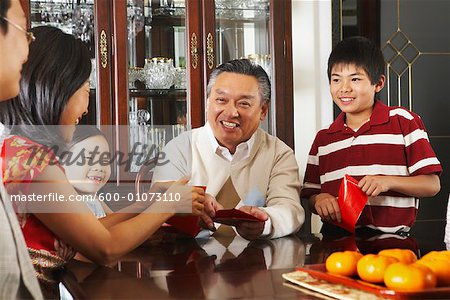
top-left (144, 57), bottom-right (175, 89)
top-left (173, 67), bottom-right (186, 89)
top-left (128, 67), bottom-right (144, 88)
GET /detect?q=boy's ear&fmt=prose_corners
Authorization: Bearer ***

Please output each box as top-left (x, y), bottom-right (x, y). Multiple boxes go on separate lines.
top-left (375, 75), bottom-right (386, 93)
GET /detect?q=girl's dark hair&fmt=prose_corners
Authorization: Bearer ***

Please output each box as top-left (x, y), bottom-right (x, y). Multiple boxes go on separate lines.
top-left (327, 36), bottom-right (385, 85)
top-left (0, 26), bottom-right (91, 149)
top-left (69, 126), bottom-right (107, 149)
top-left (65, 125), bottom-right (111, 163)
top-left (0, 0), bottom-right (11, 33)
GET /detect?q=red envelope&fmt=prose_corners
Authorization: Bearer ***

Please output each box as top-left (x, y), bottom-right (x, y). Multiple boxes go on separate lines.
top-left (164, 185), bottom-right (206, 237)
top-left (214, 208), bottom-right (263, 226)
top-left (165, 209), bottom-right (263, 237)
top-left (166, 216), bottom-right (201, 237)
top-left (333, 174), bottom-right (368, 233)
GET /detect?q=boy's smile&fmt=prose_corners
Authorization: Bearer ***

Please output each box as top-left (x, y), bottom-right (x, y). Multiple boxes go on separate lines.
top-left (330, 63), bottom-right (385, 128)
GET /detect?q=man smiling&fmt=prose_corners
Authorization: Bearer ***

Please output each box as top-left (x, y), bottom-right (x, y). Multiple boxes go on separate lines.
top-left (153, 59), bottom-right (304, 240)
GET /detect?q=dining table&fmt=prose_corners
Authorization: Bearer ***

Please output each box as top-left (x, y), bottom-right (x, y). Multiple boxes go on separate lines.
top-left (59, 220), bottom-right (448, 299)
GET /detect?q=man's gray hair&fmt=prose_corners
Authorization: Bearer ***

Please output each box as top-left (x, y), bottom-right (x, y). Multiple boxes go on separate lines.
top-left (206, 59), bottom-right (271, 104)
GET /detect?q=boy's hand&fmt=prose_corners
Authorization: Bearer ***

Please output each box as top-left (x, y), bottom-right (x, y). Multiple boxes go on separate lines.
top-left (312, 193), bottom-right (341, 223)
top-left (358, 175), bottom-right (390, 196)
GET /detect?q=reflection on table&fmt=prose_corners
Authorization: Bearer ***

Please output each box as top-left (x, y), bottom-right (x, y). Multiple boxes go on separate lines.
top-left (61, 222), bottom-right (447, 299)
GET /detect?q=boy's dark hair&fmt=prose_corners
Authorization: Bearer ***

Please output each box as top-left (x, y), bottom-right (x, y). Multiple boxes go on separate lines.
top-left (327, 36), bottom-right (386, 85)
top-left (207, 58), bottom-right (271, 104)
top-left (0, 0), bottom-right (11, 33)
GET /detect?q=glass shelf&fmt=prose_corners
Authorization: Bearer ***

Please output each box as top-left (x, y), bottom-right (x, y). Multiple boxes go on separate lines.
top-left (129, 88), bottom-right (186, 98)
top-left (151, 7), bottom-right (186, 17)
top-left (216, 8), bottom-right (269, 21)
top-left (30, 0), bottom-right (95, 46)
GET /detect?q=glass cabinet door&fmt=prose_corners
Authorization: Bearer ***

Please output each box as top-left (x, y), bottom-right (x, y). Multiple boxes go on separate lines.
top-left (126, 0), bottom-right (188, 172)
top-left (25, 0), bottom-right (294, 183)
top-left (214, 0), bottom-right (272, 132)
top-left (29, 0), bottom-right (98, 125)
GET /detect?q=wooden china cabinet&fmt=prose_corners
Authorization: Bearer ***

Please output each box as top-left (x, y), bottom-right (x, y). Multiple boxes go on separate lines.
top-left (21, 0), bottom-right (293, 187)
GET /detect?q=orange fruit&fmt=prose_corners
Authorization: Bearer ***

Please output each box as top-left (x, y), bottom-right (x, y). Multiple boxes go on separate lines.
top-left (357, 254), bottom-right (398, 283)
top-left (413, 264), bottom-right (438, 288)
top-left (416, 257), bottom-right (450, 286)
top-left (325, 251), bottom-right (363, 277)
top-left (421, 250), bottom-right (450, 262)
top-left (378, 248), bottom-right (417, 264)
top-left (384, 262), bottom-right (437, 291)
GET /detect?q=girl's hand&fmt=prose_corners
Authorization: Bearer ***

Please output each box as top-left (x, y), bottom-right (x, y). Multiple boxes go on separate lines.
top-left (199, 194), bottom-right (224, 230)
top-left (191, 186), bottom-right (206, 216)
top-left (149, 178), bottom-right (205, 215)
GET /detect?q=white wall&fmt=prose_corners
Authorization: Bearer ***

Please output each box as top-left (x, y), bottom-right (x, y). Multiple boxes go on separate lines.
top-left (292, 0), bottom-right (334, 233)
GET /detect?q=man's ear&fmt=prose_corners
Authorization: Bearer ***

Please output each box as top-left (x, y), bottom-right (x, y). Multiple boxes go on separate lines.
top-left (375, 75), bottom-right (386, 93)
top-left (260, 101), bottom-right (269, 121)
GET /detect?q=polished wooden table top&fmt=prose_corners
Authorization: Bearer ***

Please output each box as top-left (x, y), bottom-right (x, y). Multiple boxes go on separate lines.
top-left (61, 221), bottom-right (447, 299)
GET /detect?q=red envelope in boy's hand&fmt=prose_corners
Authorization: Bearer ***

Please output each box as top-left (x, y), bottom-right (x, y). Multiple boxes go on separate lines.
top-left (333, 175), bottom-right (368, 233)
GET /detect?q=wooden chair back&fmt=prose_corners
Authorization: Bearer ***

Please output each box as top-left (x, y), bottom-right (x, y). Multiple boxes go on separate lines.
top-left (134, 157), bottom-right (159, 195)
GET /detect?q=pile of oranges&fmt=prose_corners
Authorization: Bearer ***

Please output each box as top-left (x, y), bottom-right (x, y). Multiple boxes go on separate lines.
top-left (325, 249), bottom-right (450, 291)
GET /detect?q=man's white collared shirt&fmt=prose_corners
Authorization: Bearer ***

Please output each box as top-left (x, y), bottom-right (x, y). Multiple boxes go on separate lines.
top-left (205, 122), bottom-right (256, 162)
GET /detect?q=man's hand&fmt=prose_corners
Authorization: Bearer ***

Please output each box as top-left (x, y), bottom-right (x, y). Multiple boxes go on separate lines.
top-left (358, 175), bottom-right (391, 197)
top-left (312, 193), bottom-right (341, 223)
top-left (235, 206), bottom-right (268, 240)
top-left (199, 194), bottom-right (223, 231)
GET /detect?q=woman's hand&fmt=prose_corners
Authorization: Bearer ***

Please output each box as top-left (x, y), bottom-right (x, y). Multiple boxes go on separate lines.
top-left (54, 239), bottom-right (76, 261)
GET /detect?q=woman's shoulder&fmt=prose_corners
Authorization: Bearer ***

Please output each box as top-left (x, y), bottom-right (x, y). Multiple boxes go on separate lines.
top-left (3, 135), bottom-right (46, 151)
top-left (4, 134), bottom-right (43, 148)
top-left (2, 135), bottom-right (60, 188)
top-left (3, 134), bottom-right (58, 164)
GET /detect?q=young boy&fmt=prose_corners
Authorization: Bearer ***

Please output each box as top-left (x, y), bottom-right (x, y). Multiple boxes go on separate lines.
top-left (301, 36), bottom-right (442, 236)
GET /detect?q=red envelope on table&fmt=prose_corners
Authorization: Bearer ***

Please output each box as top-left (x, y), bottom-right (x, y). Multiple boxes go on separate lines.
top-left (332, 175), bottom-right (368, 233)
